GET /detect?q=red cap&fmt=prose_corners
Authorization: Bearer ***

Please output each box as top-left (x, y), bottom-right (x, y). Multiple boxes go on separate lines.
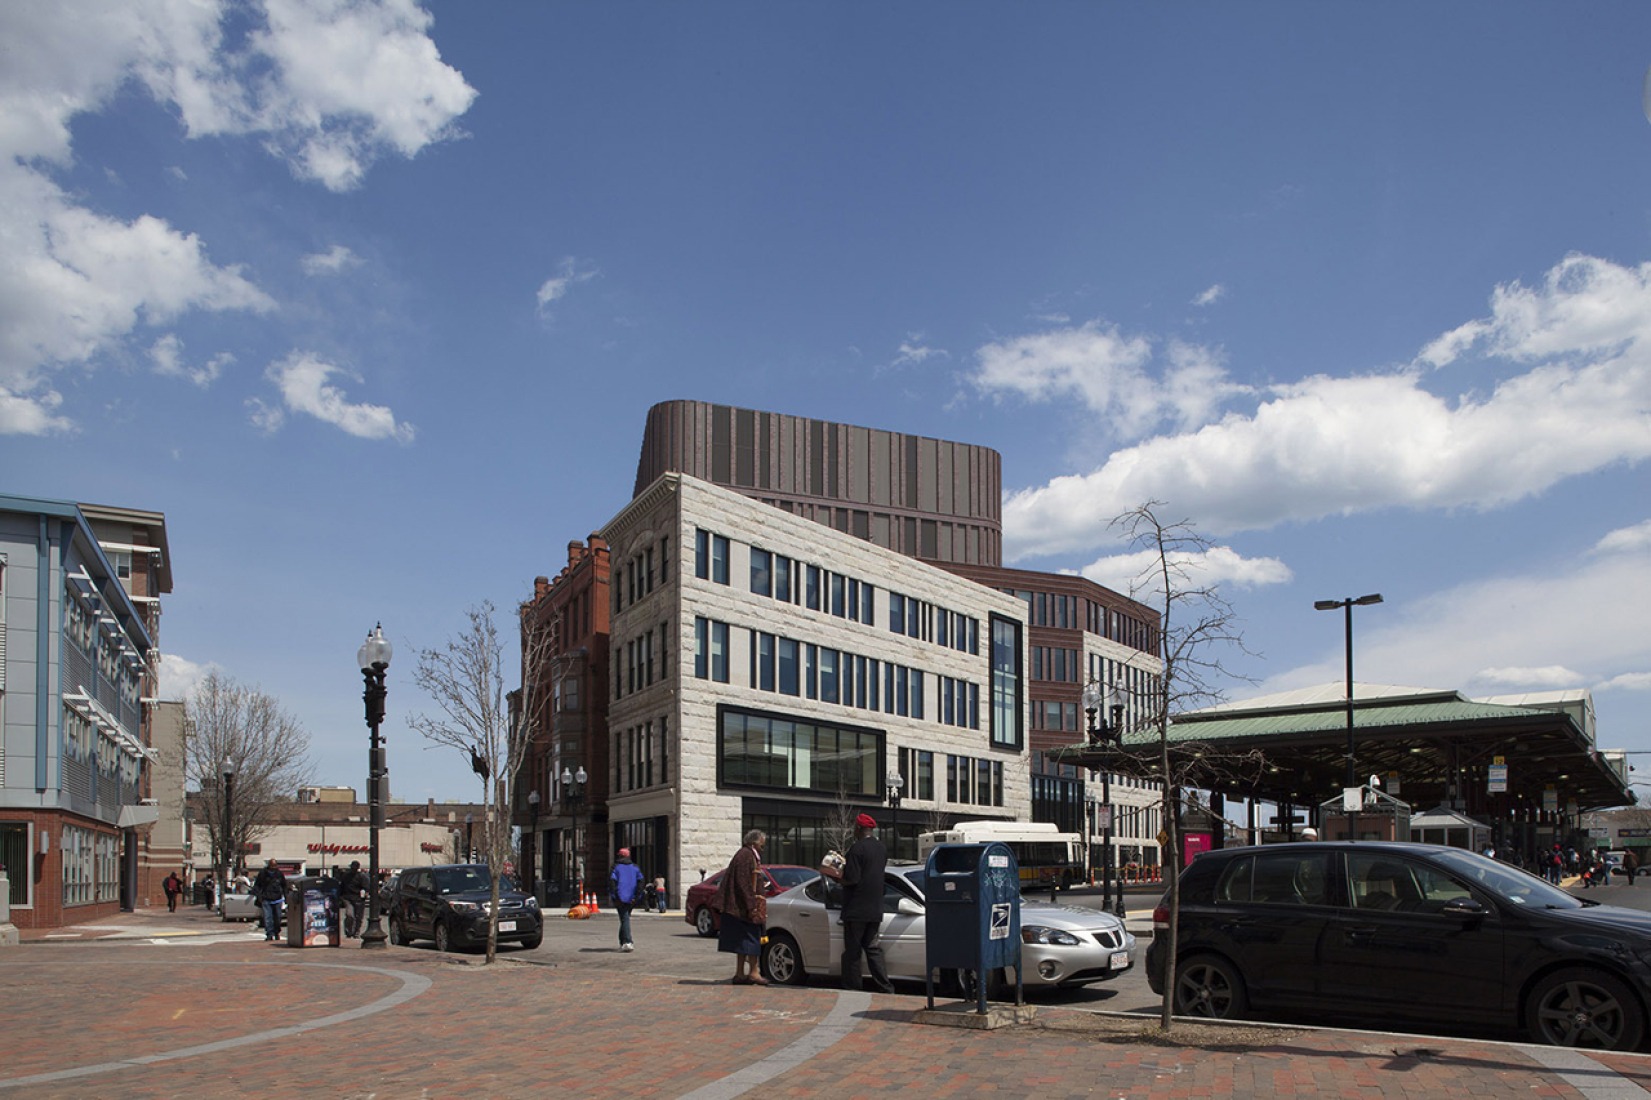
top-left (856, 813), bottom-right (877, 828)
top-left (618, 847), bottom-right (631, 857)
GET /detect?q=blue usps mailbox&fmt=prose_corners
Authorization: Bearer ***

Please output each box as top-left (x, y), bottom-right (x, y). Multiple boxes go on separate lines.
top-left (923, 842), bottom-right (1023, 1012)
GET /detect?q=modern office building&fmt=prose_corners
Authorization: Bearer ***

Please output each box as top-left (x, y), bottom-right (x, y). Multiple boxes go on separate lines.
top-left (596, 471), bottom-right (1032, 889)
top-left (0, 495), bottom-right (169, 929)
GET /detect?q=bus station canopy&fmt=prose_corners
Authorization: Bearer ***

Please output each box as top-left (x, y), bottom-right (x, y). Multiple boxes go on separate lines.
top-left (1052, 684), bottom-right (1630, 821)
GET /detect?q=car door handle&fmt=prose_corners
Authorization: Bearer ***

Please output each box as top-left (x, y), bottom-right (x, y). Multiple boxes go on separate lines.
top-left (1344, 925), bottom-right (1378, 939)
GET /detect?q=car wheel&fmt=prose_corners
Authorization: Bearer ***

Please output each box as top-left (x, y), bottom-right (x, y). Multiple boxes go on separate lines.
top-left (761, 933), bottom-right (807, 986)
top-left (1527, 967), bottom-right (1646, 1050)
top-left (1174, 955), bottom-right (1247, 1020)
top-left (694, 907), bottom-right (717, 938)
top-left (433, 919), bottom-right (453, 953)
top-left (388, 916), bottom-right (409, 946)
top-left (521, 928), bottom-right (543, 950)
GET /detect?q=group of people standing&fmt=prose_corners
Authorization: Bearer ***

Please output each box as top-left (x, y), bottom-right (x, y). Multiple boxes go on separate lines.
top-left (706, 811), bottom-right (896, 993)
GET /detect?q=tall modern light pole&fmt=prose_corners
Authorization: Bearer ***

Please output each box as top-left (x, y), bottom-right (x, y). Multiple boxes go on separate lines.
top-left (220, 762), bottom-right (236, 915)
top-left (1314, 594), bottom-right (1382, 841)
top-left (885, 769), bottom-right (905, 861)
top-left (1082, 680), bottom-right (1127, 918)
top-left (562, 765), bottom-right (587, 896)
top-left (357, 623), bottom-right (392, 950)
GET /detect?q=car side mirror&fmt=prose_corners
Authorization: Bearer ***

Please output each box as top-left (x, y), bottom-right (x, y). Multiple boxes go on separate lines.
top-left (896, 897), bottom-right (922, 917)
top-left (1440, 897), bottom-right (1486, 920)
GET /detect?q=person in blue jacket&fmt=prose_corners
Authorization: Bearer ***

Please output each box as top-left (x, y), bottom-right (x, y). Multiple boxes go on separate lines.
top-left (610, 847), bottom-right (646, 952)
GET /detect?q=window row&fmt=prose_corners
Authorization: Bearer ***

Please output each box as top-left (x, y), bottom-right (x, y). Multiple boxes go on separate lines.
top-left (743, 626), bottom-right (936, 720)
top-left (615, 717), bottom-right (670, 795)
top-left (889, 591), bottom-right (980, 656)
top-left (895, 746), bottom-right (936, 801)
top-left (1001, 586), bottom-right (1160, 658)
top-left (616, 536), bottom-right (673, 615)
top-left (616, 620), bottom-right (671, 699)
top-left (1031, 645), bottom-right (1080, 684)
top-left (946, 754), bottom-right (1005, 808)
top-left (1032, 700), bottom-right (1079, 734)
top-left (750, 548), bottom-right (878, 625)
top-left (1088, 656), bottom-right (1157, 736)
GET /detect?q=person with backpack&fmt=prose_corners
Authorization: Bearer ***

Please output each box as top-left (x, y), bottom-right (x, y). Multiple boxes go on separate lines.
top-left (610, 847), bottom-right (645, 952)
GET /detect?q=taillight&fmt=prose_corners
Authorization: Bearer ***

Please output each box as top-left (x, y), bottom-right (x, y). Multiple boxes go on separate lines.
top-left (1152, 903), bottom-right (1169, 931)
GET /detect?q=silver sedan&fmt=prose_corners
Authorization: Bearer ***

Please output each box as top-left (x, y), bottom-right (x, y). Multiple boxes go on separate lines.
top-left (760, 864), bottom-right (1135, 993)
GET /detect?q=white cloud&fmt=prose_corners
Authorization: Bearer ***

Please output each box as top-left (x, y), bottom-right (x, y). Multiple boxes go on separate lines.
top-left (1080, 544), bottom-right (1292, 599)
top-left (0, 0), bottom-right (476, 433)
top-left (0, 386), bottom-right (72, 435)
top-left (972, 321), bottom-right (1249, 443)
top-left (1474, 665), bottom-right (1586, 688)
top-left (998, 255), bottom-right (1651, 562)
top-left (1595, 520), bottom-right (1651, 556)
top-left (263, 351), bottom-right (414, 442)
top-left (1256, 535), bottom-right (1650, 703)
top-left (150, 333), bottom-right (232, 387)
top-left (300, 245), bottom-right (361, 276)
top-left (891, 333), bottom-right (948, 368)
top-left (157, 652), bottom-right (219, 701)
top-left (536, 257), bottom-right (598, 311)
top-left (1193, 284), bottom-right (1225, 307)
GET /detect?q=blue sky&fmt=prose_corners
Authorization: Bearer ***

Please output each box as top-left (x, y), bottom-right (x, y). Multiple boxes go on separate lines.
top-left (4, 2), bottom-right (1648, 804)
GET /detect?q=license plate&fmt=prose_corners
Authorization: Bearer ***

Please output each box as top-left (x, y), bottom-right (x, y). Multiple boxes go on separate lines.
top-left (498, 921), bottom-right (516, 932)
top-left (1109, 950), bottom-right (1129, 970)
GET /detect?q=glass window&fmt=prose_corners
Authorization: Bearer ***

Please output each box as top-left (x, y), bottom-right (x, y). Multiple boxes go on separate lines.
top-left (831, 574), bottom-right (846, 617)
top-left (751, 548), bottom-right (772, 597)
top-left (820, 648), bottom-right (839, 704)
top-left (711, 535), bottom-right (729, 585)
top-left (990, 615), bottom-right (1023, 749)
top-left (806, 565), bottom-right (821, 611)
top-left (778, 638), bottom-right (799, 696)
top-left (710, 621), bottom-right (729, 683)
top-left (889, 592), bottom-right (905, 634)
top-left (756, 632), bottom-right (775, 691)
top-left (775, 556), bottom-right (792, 603)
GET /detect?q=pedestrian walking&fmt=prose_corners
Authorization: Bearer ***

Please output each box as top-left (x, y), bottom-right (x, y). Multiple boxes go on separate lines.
top-left (610, 847), bottom-right (645, 951)
top-left (653, 875), bottom-right (668, 913)
top-left (336, 860), bottom-right (370, 938)
top-left (820, 812), bottom-right (896, 995)
top-left (712, 829), bottom-right (769, 985)
top-left (163, 871), bottom-right (184, 913)
top-left (1626, 849), bottom-right (1640, 885)
top-left (250, 859), bottom-right (287, 942)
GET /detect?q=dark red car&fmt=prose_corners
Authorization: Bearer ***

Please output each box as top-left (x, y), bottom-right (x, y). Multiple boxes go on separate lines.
top-left (685, 864), bottom-right (817, 937)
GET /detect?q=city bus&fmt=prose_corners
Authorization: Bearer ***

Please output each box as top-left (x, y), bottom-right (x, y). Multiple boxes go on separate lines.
top-left (915, 820), bottom-right (1085, 890)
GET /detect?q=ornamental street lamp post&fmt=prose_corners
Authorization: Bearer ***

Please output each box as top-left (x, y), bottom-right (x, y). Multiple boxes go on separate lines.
top-left (465, 814), bottom-right (474, 863)
top-left (885, 770), bottom-right (905, 861)
top-left (356, 623), bottom-right (393, 950)
top-left (526, 789), bottom-right (541, 896)
top-left (1313, 594), bottom-right (1383, 840)
top-left (562, 766), bottom-right (587, 897)
top-left (220, 762), bottom-right (236, 915)
top-left (1082, 680), bottom-right (1127, 919)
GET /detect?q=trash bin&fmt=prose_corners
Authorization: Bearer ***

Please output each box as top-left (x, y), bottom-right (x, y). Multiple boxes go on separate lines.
top-left (923, 842), bottom-right (1023, 1012)
top-left (285, 876), bottom-right (341, 947)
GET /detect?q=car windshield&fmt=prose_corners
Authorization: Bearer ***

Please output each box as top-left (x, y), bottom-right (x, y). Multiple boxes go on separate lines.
top-left (1431, 849), bottom-right (1584, 909)
top-left (768, 867), bottom-right (816, 889)
top-left (433, 866), bottom-right (492, 895)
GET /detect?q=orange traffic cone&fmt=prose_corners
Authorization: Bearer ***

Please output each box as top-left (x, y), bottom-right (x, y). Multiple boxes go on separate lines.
top-left (587, 890), bottom-right (600, 913)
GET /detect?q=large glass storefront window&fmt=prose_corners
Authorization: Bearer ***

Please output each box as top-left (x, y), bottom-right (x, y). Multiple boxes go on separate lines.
top-left (990, 614), bottom-right (1024, 749)
top-left (718, 706), bottom-right (880, 798)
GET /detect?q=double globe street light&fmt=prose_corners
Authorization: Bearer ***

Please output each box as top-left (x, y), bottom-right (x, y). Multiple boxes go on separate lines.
top-left (1081, 680), bottom-right (1127, 919)
top-left (356, 623), bottom-right (393, 950)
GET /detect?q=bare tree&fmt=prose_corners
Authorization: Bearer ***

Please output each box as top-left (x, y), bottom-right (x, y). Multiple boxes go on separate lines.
top-left (181, 671), bottom-right (313, 895)
top-left (406, 601), bottom-right (558, 963)
top-left (1109, 502), bottom-right (1263, 1033)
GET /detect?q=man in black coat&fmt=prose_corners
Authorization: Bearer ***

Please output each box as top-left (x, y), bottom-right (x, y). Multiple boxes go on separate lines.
top-left (337, 860), bottom-right (371, 937)
top-left (822, 813), bottom-right (895, 994)
top-left (250, 859), bottom-right (287, 942)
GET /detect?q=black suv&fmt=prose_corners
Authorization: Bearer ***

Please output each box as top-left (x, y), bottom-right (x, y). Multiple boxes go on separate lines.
top-left (386, 864), bottom-right (543, 952)
top-left (1147, 841), bottom-right (1651, 1050)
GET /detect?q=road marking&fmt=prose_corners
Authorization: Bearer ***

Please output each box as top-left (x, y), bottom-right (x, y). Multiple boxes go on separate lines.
top-left (677, 991), bottom-right (871, 1100)
top-left (0, 960), bottom-right (432, 1091)
top-left (1524, 1046), bottom-right (1651, 1099)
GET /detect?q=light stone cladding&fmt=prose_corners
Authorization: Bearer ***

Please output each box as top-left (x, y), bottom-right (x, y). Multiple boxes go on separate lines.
top-left (1083, 636), bottom-right (1165, 866)
top-left (602, 474), bottom-right (1031, 893)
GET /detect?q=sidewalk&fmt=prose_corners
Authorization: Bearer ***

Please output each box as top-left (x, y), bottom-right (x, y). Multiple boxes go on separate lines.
top-left (4, 908), bottom-right (1650, 1098)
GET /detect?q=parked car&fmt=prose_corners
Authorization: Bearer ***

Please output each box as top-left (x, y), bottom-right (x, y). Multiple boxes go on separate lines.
top-left (219, 891), bottom-right (263, 923)
top-left (759, 863), bottom-right (1135, 993)
top-left (385, 864), bottom-right (543, 952)
top-left (1147, 841), bottom-right (1651, 1050)
top-left (684, 864), bottom-right (816, 937)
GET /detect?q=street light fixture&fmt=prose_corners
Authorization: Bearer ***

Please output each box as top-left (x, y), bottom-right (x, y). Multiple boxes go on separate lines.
top-left (561, 765), bottom-right (587, 897)
top-left (465, 813), bottom-right (474, 864)
top-left (885, 769), bottom-right (905, 861)
top-left (1314, 594), bottom-right (1382, 840)
top-left (220, 762), bottom-right (236, 916)
top-left (356, 622), bottom-right (393, 950)
top-left (526, 788), bottom-right (541, 895)
top-left (1082, 679), bottom-right (1127, 919)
